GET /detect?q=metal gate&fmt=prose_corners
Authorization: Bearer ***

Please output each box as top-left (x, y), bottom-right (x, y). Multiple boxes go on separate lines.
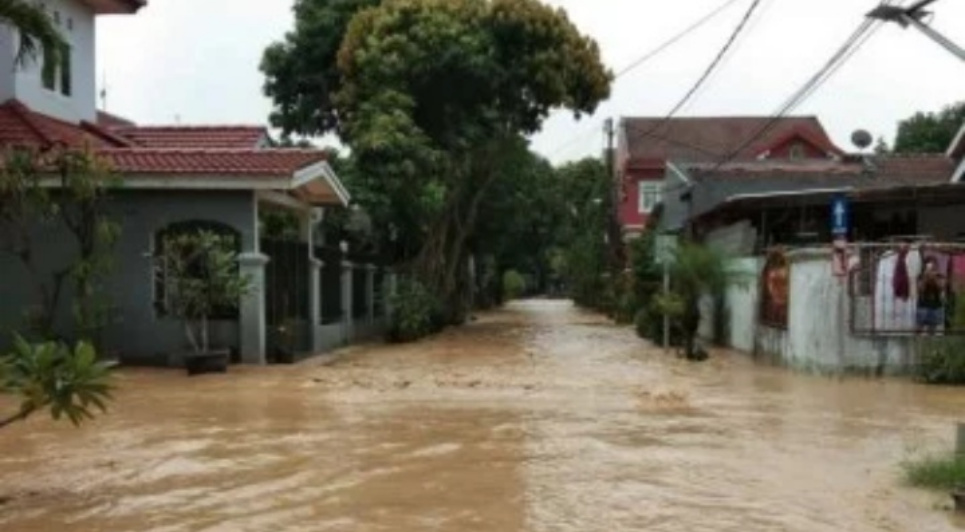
top-left (261, 239), bottom-right (311, 359)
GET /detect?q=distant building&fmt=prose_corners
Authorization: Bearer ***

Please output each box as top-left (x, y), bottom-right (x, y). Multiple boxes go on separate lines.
top-left (614, 116), bottom-right (844, 239)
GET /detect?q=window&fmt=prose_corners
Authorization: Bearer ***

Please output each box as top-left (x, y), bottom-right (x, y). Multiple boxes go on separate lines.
top-left (789, 142), bottom-right (806, 160)
top-left (41, 51), bottom-right (56, 90)
top-left (59, 44), bottom-right (71, 96)
top-left (638, 182), bottom-right (662, 214)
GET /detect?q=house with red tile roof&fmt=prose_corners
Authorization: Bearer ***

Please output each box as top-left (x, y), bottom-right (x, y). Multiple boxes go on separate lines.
top-left (0, 1), bottom-right (374, 367)
top-left (647, 121), bottom-right (965, 376)
top-left (615, 116), bottom-right (845, 239)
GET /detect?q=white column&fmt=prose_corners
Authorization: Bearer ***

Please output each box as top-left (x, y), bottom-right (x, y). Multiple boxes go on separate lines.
top-left (302, 211), bottom-right (321, 352)
top-left (238, 252), bottom-right (270, 365)
top-left (342, 261), bottom-right (355, 342)
top-left (309, 258), bottom-right (323, 351)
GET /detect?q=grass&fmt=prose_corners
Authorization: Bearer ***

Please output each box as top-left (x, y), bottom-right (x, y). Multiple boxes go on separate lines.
top-left (903, 454), bottom-right (965, 491)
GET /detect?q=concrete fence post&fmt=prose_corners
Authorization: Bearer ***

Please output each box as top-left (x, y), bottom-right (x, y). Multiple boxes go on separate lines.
top-left (366, 264), bottom-right (376, 326)
top-left (309, 258), bottom-right (323, 351)
top-left (238, 252), bottom-right (270, 365)
top-left (342, 261), bottom-right (354, 343)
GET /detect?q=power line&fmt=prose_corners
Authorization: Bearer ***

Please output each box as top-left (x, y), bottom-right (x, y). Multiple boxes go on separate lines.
top-left (614, 0), bottom-right (745, 79)
top-left (546, 0), bottom-right (745, 159)
top-left (707, 0), bottom-right (901, 171)
top-left (621, 0), bottom-right (768, 153)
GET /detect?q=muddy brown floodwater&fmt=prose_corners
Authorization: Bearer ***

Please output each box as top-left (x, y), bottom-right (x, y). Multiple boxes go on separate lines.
top-left (2, 300), bottom-right (965, 531)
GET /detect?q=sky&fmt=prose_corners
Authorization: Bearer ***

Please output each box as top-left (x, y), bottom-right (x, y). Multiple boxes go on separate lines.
top-left (97, 0), bottom-right (965, 163)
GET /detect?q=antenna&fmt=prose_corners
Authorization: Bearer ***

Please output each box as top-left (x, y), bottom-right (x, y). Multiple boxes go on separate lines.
top-left (851, 129), bottom-right (876, 175)
top-left (99, 71), bottom-right (108, 111)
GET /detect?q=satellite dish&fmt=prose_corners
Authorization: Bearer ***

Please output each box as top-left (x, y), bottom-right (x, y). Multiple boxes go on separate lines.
top-left (851, 129), bottom-right (873, 151)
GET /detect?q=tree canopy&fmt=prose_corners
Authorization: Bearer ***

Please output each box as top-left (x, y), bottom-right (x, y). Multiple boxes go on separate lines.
top-left (263, 0), bottom-right (611, 326)
top-left (893, 101), bottom-right (965, 154)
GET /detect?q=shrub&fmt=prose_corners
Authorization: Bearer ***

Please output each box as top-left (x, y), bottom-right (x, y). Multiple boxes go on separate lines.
top-left (903, 453), bottom-right (965, 490)
top-left (917, 337), bottom-right (965, 384)
top-left (387, 278), bottom-right (443, 343)
top-left (502, 270), bottom-right (526, 300)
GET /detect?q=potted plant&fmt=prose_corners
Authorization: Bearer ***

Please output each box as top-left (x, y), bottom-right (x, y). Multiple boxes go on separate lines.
top-left (156, 230), bottom-right (250, 376)
top-left (272, 316), bottom-right (302, 365)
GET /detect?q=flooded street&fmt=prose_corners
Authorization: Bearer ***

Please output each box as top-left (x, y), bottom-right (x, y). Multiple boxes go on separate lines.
top-left (2, 300), bottom-right (964, 531)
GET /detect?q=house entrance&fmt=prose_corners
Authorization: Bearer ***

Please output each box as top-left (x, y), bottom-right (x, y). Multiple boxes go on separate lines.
top-left (261, 238), bottom-right (312, 360)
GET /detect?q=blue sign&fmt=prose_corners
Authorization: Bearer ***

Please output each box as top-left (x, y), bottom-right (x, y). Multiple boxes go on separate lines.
top-left (831, 195), bottom-right (850, 238)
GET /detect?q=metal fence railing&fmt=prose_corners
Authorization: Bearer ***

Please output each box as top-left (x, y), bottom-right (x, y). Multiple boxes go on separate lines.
top-left (848, 241), bottom-right (965, 336)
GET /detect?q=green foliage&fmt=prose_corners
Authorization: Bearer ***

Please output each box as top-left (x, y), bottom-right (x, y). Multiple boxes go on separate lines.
top-left (261, 0), bottom-right (381, 137)
top-left (554, 158), bottom-right (612, 311)
top-left (502, 269), bottom-right (526, 300)
top-left (917, 337), bottom-right (965, 385)
top-left (387, 278), bottom-right (443, 343)
top-left (265, 0), bottom-right (611, 325)
top-left (0, 147), bottom-right (120, 344)
top-left (662, 241), bottom-right (744, 360)
top-left (0, 335), bottom-right (114, 429)
top-left (893, 101), bottom-right (965, 154)
top-left (0, 0), bottom-right (64, 82)
top-left (156, 230), bottom-right (251, 354)
top-left (903, 453), bottom-right (965, 491)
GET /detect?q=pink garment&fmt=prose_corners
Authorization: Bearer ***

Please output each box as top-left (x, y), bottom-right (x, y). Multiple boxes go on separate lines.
top-left (952, 254), bottom-right (965, 290)
top-left (893, 248), bottom-right (910, 300)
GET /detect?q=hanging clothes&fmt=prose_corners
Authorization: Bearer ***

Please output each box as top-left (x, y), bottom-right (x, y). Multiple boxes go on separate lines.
top-left (875, 251), bottom-right (918, 332)
top-left (893, 247), bottom-right (910, 300)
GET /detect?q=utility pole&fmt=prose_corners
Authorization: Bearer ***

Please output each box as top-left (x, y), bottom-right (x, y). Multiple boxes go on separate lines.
top-left (868, 0), bottom-right (965, 63)
top-left (603, 118), bottom-right (622, 275)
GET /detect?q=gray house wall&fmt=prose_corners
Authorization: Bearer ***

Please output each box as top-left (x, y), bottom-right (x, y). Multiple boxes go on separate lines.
top-left (0, 189), bottom-right (257, 364)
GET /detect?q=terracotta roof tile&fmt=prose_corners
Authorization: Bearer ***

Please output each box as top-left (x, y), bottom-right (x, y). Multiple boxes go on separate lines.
top-left (1, 100), bottom-right (329, 179)
top-left (689, 154), bottom-right (954, 186)
top-left (0, 99), bottom-right (129, 149)
top-left (112, 125), bottom-right (268, 149)
top-left (98, 149), bottom-right (327, 176)
top-left (621, 116), bottom-right (842, 163)
top-left (96, 110), bottom-right (136, 129)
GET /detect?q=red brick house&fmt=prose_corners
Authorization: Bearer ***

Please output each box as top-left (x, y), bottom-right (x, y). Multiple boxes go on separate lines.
top-left (615, 116), bottom-right (845, 239)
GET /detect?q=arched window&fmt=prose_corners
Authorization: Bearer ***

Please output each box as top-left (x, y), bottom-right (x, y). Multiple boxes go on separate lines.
top-left (154, 220), bottom-right (241, 319)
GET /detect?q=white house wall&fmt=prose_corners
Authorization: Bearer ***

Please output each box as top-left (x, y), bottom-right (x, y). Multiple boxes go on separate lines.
top-left (751, 250), bottom-right (915, 375)
top-left (725, 257), bottom-right (762, 353)
top-left (0, 26), bottom-right (16, 101)
top-left (11, 0), bottom-right (97, 123)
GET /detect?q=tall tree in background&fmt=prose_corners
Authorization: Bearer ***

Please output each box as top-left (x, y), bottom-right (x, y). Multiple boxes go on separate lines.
top-left (0, 0), bottom-right (63, 77)
top-left (893, 101), bottom-right (965, 154)
top-left (263, 0), bottom-right (611, 325)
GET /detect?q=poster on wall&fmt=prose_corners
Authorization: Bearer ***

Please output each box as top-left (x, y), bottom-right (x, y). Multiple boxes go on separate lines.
top-left (760, 249), bottom-right (790, 328)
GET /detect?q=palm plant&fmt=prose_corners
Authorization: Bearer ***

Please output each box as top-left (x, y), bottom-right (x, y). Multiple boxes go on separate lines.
top-left (667, 241), bottom-right (746, 360)
top-left (0, 0), bottom-right (64, 78)
top-left (0, 336), bottom-right (114, 430)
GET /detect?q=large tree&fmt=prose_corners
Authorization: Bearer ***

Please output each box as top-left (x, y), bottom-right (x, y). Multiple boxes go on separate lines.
top-left (263, 0), bottom-right (611, 325)
top-left (893, 101), bottom-right (965, 154)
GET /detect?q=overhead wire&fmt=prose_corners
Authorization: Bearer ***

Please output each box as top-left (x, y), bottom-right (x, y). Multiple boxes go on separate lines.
top-left (622, 0), bottom-right (767, 148)
top-left (545, 0), bottom-right (746, 159)
top-left (705, 0), bottom-right (903, 171)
